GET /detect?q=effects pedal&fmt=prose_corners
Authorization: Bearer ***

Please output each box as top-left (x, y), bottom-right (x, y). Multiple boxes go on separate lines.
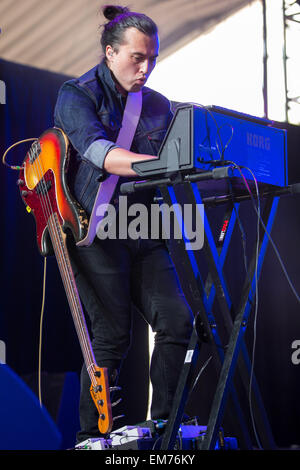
top-left (75, 437), bottom-right (112, 450)
top-left (110, 425), bottom-right (152, 446)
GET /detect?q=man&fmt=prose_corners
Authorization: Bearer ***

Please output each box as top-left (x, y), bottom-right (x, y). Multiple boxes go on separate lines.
top-left (54, 5), bottom-right (193, 445)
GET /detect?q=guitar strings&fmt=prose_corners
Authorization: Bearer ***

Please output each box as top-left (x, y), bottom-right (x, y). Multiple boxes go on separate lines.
top-left (31, 142), bottom-right (95, 373)
top-left (29, 136), bottom-right (99, 388)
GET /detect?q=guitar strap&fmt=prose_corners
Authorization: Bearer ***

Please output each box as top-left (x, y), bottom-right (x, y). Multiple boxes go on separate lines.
top-left (76, 90), bottom-right (143, 247)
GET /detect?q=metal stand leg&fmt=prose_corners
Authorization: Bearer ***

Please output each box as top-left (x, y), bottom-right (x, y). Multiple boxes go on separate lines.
top-left (159, 185), bottom-right (261, 450)
top-left (160, 327), bottom-right (202, 450)
top-left (198, 195), bottom-right (279, 450)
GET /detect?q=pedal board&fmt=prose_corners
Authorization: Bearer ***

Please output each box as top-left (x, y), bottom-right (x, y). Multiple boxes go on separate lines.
top-left (112, 425), bottom-right (238, 451)
top-left (75, 422), bottom-right (238, 450)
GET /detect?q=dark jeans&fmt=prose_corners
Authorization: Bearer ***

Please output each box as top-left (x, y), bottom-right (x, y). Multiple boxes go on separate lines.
top-left (68, 236), bottom-right (193, 443)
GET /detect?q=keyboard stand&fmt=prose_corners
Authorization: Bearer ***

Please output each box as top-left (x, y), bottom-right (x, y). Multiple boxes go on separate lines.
top-left (120, 173), bottom-right (280, 451)
top-left (157, 181), bottom-right (278, 450)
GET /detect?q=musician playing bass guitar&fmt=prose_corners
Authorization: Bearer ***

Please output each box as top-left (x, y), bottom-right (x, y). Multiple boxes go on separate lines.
top-left (54, 5), bottom-right (193, 446)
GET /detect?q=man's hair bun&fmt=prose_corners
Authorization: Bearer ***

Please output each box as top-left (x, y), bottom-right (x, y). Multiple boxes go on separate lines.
top-left (103, 5), bottom-right (130, 21)
top-left (100, 5), bottom-right (158, 54)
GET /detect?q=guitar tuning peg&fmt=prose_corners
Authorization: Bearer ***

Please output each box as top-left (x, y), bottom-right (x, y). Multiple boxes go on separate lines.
top-left (111, 397), bottom-right (122, 407)
top-left (109, 386), bottom-right (122, 393)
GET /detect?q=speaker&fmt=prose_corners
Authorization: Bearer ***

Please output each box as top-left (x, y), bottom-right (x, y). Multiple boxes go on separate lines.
top-left (0, 364), bottom-right (62, 450)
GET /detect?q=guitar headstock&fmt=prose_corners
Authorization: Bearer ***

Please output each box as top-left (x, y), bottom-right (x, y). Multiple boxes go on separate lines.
top-left (89, 366), bottom-right (113, 434)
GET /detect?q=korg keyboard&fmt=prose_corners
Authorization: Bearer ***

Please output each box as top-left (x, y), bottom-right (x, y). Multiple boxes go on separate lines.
top-left (132, 104), bottom-right (288, 188)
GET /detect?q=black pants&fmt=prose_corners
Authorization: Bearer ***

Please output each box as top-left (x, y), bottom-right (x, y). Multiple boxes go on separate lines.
top-left (68, 236), bottom-right (193, 443)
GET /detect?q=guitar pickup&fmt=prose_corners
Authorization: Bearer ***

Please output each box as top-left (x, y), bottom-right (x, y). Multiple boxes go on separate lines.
top-left (35, 179), bottom-right (52, 195)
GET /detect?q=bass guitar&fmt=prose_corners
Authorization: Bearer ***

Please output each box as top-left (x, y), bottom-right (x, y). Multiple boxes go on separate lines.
top-left (18, 127), bottom-right (113, 434)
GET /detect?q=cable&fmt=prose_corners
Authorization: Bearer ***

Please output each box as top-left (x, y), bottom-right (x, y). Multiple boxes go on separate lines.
top-left (226, 162), bottom-right (263, 449)
top-left (252, 200), bottom-right (300, 305)
top-left (233, 162), bottom-right (300, 305)
top-left (228, 178), bottom-right (249, 277)
top-left (151, 435), bottom-right (163, 450)
top-left (234, 162), bottom-right (300, 450)
top-left (243, 167), bottom-right (263, 451)
top-left (38, 256), bottom-right (47, 408)
top-left (189, 103), bottom-right (233, 162)
top-left (2, 138), bottom-right (37, 170)
top-left (187, 355), bottom-right (213, 403)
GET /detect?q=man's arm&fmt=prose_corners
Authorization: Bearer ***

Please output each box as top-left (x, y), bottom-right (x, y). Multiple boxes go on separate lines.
top-left (54, 81), bottom-right (158, 177)
top-left (103, 147), bottom-right (157, 176)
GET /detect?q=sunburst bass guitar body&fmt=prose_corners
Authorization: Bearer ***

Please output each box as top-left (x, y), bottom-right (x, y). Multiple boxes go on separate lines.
top-left (19, 127), bottom-right (87, 255)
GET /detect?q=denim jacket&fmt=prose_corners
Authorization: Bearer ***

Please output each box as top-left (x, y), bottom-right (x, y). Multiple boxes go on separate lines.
top-left (54, 60), bottom-right (173, 215)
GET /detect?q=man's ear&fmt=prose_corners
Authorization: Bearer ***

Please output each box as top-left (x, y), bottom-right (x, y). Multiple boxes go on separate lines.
top-left (106, 45), bottom-right (114, 61)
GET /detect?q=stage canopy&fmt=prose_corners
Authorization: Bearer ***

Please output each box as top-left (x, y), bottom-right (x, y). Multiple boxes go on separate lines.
top-left (0, 0), bottom-right (252, 76)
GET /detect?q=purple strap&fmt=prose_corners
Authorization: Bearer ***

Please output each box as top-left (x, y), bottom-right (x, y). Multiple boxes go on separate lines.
top-left (77, 90), bottom-right (142, 247)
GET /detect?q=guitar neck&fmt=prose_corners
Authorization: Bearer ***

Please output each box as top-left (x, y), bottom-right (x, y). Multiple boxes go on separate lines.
top-left (47, 212), bottom-right (97, 383)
